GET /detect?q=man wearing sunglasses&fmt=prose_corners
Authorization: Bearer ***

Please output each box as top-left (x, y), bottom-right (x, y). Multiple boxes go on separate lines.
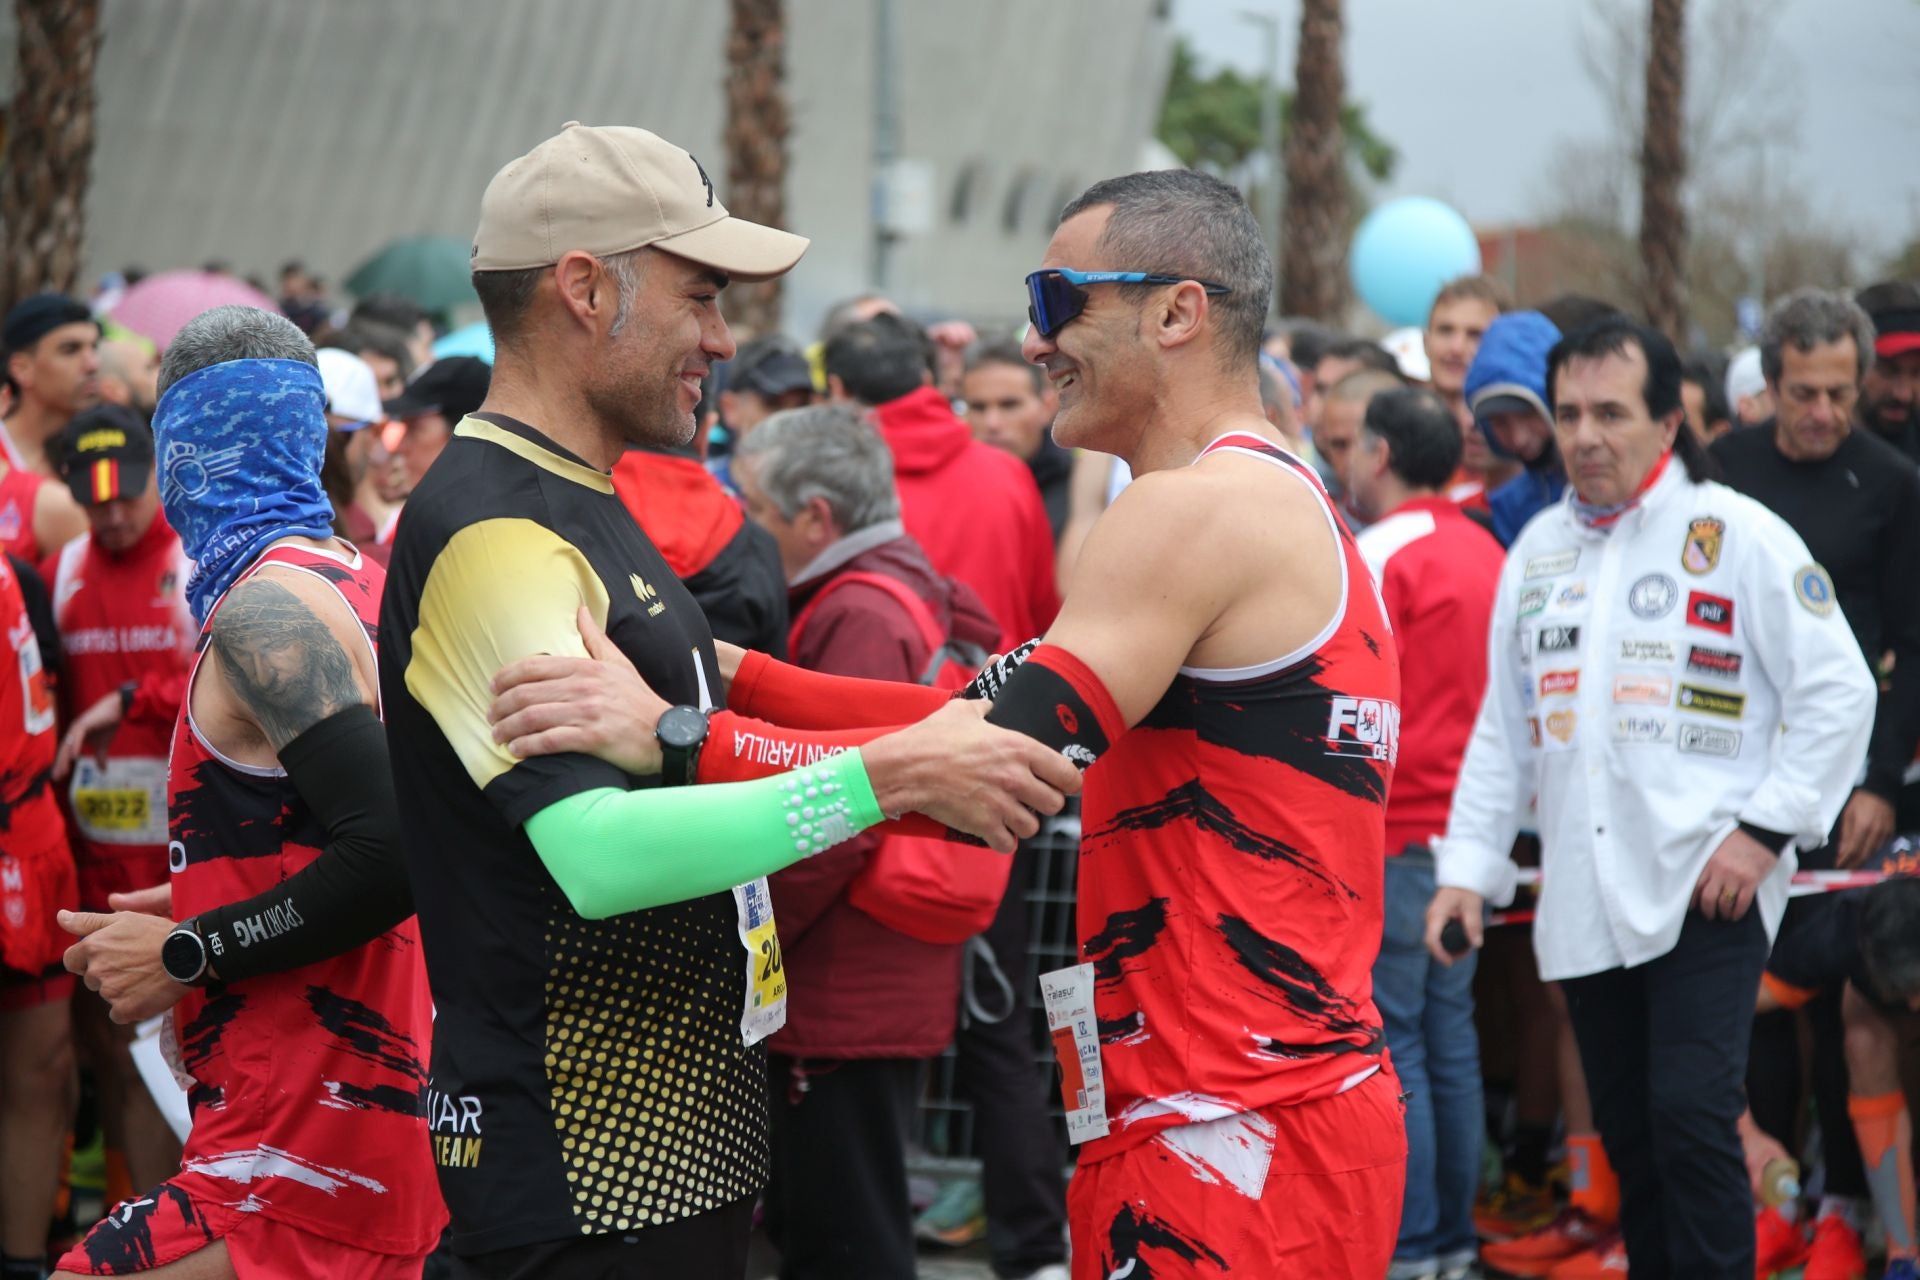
top-left (483, 168), bottom-right (1405, 1277)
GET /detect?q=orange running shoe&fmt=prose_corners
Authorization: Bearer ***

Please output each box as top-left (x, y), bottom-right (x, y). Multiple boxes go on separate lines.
top-left (1481, 1210), bottom-right (1611, 1278)
top-left (1476, 1172), bottom-right (1562, 1242)
top-left (1546, 1232), bottom-right (1628, 1278)
top-left (1752, 1205), bottom-right (1809, 1279)
top-left (1801, 1213), bottom-right (1866, 1280)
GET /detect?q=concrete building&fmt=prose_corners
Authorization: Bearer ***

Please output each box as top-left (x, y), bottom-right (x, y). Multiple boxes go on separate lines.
top-left (4, 0), bottom-right (1174, 337)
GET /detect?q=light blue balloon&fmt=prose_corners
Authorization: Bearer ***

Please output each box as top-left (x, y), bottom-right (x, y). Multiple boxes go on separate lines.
top-left (1349, 197), bottom-right (1483, 329)
top-left (432, 321), bottom-right (495, 364)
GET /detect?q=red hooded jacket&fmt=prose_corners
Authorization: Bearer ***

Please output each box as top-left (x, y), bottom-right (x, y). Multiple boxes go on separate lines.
top-left (868, 386), bottom-right (1059, 648)
top-left (766, 525), bottom-right (1000, 1059)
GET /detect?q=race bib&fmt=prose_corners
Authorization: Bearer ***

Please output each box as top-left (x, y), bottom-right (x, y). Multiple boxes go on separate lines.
top-left (1040, 962), bottom-right (1110, 1144)
top-left (70, 756), bottom-right (169, 846)
top-left (733, 876), bottom-right (787, 1046)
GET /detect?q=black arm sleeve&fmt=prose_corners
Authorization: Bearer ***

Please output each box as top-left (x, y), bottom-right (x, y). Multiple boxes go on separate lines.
top-left (1864, 472), bottom-right (1920, 799)
top-left (194, 705), bottom-right (413, 982)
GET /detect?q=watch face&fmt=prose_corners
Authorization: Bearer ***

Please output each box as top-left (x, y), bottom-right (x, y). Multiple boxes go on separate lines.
top-left (658, 705), bottom-right (707, 750)
top-left (162, 929), bottom-right (205, 983)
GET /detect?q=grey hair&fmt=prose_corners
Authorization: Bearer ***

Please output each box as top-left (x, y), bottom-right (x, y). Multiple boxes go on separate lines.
top-left (1058, 169), bottom-right (1273, 370)
top-left (1759, 287), bottom-right (1876, 385)
top-left (472, 246), bottom-right (648, 350)
top-left (157, 305), bottom-right (317, 394)
top-left (734, 403), bottom-right (900, 532)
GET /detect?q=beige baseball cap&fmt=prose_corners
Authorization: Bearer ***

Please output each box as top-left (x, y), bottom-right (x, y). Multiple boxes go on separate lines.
top-left (471, 122), bottom-right (809, 282)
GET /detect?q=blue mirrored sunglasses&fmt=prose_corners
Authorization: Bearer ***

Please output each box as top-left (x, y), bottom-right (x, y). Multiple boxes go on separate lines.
top-left (1024, 268), bottom-right (1232, 339)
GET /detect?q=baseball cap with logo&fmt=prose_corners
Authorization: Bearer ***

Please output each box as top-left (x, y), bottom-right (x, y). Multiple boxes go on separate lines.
top-left (57, 402), bottom-right (154, 506)
top-left (472, 122), bottom-right (809, 282)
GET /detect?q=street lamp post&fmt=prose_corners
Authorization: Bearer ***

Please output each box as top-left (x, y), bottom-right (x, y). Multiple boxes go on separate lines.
top-left (1240, 7), bottom-right (1283, 317)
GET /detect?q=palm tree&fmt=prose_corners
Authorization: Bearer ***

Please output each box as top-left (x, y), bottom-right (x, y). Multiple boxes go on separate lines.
top-left (1639, 0), bottom-right (1689, 340)
top-left (0, 0), bottom-right (102, 310)
top-left (724, 0), bottom-right (790, 339)
top-left (1280, 0), bottom-right (1349, 321)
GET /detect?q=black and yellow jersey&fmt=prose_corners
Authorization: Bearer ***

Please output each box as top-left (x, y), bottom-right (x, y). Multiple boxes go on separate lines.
top-left (379, 413), bottom-right (767, 1255)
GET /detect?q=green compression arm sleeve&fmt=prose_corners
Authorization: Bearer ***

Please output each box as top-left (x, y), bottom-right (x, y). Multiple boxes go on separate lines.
top-left (523, 748), bottom-right (886, 920)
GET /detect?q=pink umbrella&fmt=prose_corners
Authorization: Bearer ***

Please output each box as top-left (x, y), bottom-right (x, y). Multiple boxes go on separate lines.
top-left (109, 270), bottom-right (278, 349)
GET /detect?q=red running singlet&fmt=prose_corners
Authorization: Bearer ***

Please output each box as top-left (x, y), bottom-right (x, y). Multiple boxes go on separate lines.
top-left (1076, 431), bottom-right (1402, 1164)
top-left (163, 544), bottom-right (442, 1255)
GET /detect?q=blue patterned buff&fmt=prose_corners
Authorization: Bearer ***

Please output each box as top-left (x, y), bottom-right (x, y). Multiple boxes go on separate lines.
top-left (151, 358), bottom-right (340, 623)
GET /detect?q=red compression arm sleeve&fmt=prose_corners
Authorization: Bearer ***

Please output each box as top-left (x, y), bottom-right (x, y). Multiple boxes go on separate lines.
top-left (729, 648), bottom-right (951, 730)
top-left (698, 710), bottom-right (951, 839)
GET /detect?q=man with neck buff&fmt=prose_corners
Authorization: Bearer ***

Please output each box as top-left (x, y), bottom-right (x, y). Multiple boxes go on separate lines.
top-left (1426, 319), bottom-right (1876, 1278)
top-left (489, 169), bottom-right (1408, 1277)
top-left (52, 305), bottom-right (442, 1279)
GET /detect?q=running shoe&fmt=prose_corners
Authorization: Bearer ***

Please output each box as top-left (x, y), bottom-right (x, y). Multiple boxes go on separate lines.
top-left (1752, 1205), bottom-right (1809, 1278)
top-left (914, 1177), bottom-right (987, 1248)
top-left (1481, 1210), bottom-right (1610, 1277)
top-left (1800, 1212), bottom-right (1866, 1280)
top-left (1545, 1232), bottom-right (1627, 1278)
top-left (1476, 1172), bottom-right (1562, 1242)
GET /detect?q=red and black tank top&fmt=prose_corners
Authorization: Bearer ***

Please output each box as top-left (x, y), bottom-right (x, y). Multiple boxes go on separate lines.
top-left (166, 543), bottom-right (442, 1253)
top-left (1076, 432), bottom-right (1401, 1161)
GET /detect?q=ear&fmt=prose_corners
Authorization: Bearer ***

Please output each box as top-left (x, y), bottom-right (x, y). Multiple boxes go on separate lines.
top-left (552, 252), bottom-right (608, 331)
top-left (826, 374), bottom-right (851, 403)
top-left (803, 495), bottom-right (840, 546)
top-left (1152, 281), bottom-right (1211, 354)
top-left (1659, 407), bottom-right (1685, 449)
top-left (6, 350), bottom-right (28, 387)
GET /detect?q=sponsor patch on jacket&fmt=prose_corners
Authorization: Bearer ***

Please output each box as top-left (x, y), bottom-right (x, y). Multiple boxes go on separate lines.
top-left (1686, 645), bottom-right (1742, 679)
top-left (1539, 669), bottom-right (1580, 698)
top-left (1553, 581), bottom-right (1589, 611)
top-left (1525, 549), bottom-right (1579, 580)
top-left (1678, 723), bottom-right (1741, 758)
top-left (1619, 638), bottom-right (1675, 663)
top-left (1612, 714), bottom-right (1673, 745)
top-left (1794, 564), bottom-right (1836, 617)
top-left (1628, 573), bottom-right (1679, 619)
top-left (1536, 624), bottom-right (1580, 653)
top-left (1612, 674), bottom-right (1672, 706)
top-left (1518, 585), bottom-right (1550, 618)
top-left (1676, 683), bottom-right (1745, 718)
top-left (1545, 709), bottom-right (1577, 743)
top-left (1682, 517), bottom-right (1724, 575)
top-left (1686, 591), bottom-right (1734, 634)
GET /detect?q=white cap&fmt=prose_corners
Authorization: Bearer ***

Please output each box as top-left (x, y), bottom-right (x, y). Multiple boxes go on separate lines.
top-left (1725, 347), bottom-right (1765, 408)
top-left (316, 347), bottom-right (384, 428)
top-left (1381, 327), bottom-right (1431, 382)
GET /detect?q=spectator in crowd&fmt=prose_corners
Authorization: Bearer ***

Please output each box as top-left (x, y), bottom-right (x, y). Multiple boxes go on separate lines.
top-left (962, 339), bottom-right (1072, 542)
top-left (1317, 368), bottom-right (1404, 522)
top-left (1464, 310), bottom-right (1566, 547)
top-left (1428, 317), bottom-right (1877, 1277)
top-left (4, 294), bottom-right (101, 479)
top-left (1260, 355), bottom-right (1320, 475)
top-left (44, 405), bottom-right (191, 1202)
top-left (1724, 346), bottom-right (1773, 429)
top-left (94, 337), bottom-right (159, 420)
top-left (1535, 294), bottom-right (1623, 344)
top-left (1348, 386), bottom-right (1504, 1280)
top-left (330, 321), bottom-right (414, 400)
top-left (315, 347), bottom-right (394, 558)
top-left (1855, 280), bottom-right (1920, 462)
top-left (1711, 287), bottom-right (1920, 1275)
top-left (1750, 840), bottom-right (1920, 1280)
top-left (352, 293), bottom-right (438, 372)
top-left (1425, 275), bottom-right (1512, 496)
top-left (716, 334), bottom-right (816, 445)
top-left (731, 404), bottom-right (1000, 1279)
top-left (824, 311), bottom-right (1059, 647)
top-left (613, 380), bottom-right (790, 659)
top-left (384, 354), bottom-right (491, 492)
top-left (1304, 335), bottom-right (1402, 435)
top-left (1680, 358), bottom-right (1734, 444)
top-left (1284, 321), bottom-right (1339, 411)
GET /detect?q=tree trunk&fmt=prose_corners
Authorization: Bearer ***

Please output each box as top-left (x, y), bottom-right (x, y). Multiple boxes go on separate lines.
top-left (0, 0), bottom-right (101, 311)
top-left (1280, 0), bottom-right (1349, 321)
top-left (723, 0), bottom-right (790, 339)
top-left (1639, 0), bottom-right (1688, 341)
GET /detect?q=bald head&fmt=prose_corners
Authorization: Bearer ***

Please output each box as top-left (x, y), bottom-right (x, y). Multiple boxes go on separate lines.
top-left (97, 337), bottom-right (160, 415)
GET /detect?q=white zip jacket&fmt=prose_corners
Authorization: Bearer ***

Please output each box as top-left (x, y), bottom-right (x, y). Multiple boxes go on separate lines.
top-left (1436, 461), bottom-right (1876, 981)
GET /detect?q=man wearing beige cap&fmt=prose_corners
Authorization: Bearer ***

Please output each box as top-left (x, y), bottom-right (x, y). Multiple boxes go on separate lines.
top-left (379, 123), bottom-right (1079, 1277)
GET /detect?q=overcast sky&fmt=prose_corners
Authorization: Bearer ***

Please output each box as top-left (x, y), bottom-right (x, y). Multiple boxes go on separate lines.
top-left (1172, 0), bottom-right (1920, 263)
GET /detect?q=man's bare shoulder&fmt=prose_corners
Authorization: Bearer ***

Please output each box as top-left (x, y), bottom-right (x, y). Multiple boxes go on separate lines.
top-left (203, 563), bottom-right (374, 756)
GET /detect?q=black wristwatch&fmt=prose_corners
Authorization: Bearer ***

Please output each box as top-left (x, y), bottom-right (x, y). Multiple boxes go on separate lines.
top-left (656, 705), bottom-right (709, 788)
top-left (161, 919), bottom-right (213, 987)
top-left (117, 680), bottom-right (138, 716)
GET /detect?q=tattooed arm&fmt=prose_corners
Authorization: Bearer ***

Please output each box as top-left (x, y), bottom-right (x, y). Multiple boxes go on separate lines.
top-left (62, 568), bottom-right (414, 1018)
